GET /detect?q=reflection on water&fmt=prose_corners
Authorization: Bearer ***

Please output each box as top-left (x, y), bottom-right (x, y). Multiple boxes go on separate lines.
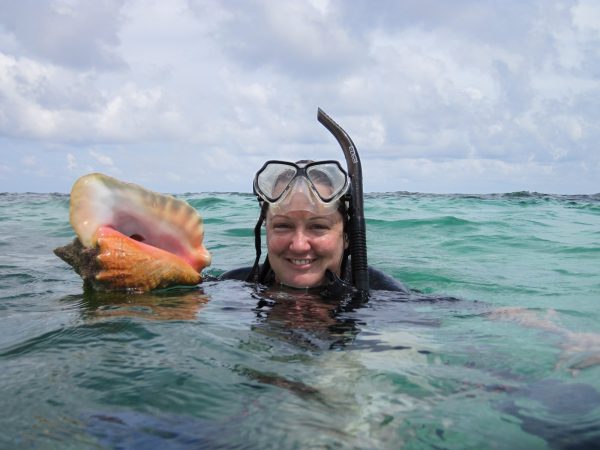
top-left (79, 287), bottom-right (210, 321)
top-left (251, 286), bottom-right (363, 351)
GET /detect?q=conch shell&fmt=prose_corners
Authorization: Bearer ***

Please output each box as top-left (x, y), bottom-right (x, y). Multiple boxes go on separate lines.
top-left (55, 173), bottom-right (211, 292)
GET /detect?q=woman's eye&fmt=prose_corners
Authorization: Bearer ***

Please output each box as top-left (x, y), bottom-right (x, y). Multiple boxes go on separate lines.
top-left (273, 223), bottom-right (292, 230)
top-left (310, 223), bottom-right (330, 231)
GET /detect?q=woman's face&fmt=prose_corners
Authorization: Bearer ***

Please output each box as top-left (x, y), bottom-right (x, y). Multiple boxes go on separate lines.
top-left (266, 208), bottom-right (346, 288)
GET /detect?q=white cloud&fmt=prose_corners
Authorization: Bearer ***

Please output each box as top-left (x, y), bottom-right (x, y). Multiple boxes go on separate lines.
top-left (0, 52), bottom-right (188, 143)
top-left (89, 149), bottom-right (114, 166)
top-left (0, 0), bottom-right (126, 70)
top-left (21, 155), bottom-right (36, 166)
top-left (67, 153), bottom-right (77, 170)
top-left (0, 0), bottom-right (598, 193)
top-left (166, 172), bottom-right (183, 183)
top-left (572, 0), bottom-right (600, 34)
top-left (195, 0), bottom-right (362, 77)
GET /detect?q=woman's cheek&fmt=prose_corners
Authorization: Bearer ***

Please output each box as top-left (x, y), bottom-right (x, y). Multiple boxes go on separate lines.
top-left (267, 232), bottom-right (288, 251)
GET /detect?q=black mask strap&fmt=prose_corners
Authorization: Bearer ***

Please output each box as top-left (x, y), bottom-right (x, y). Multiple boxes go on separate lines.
top-left (258, 256), bottom-right (272, 284)
top-left (247, 202), bottom-right (269, 283)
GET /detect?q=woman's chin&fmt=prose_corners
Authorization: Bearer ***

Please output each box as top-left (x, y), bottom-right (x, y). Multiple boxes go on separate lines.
top-left (278, 274), bottom-right (324, 289)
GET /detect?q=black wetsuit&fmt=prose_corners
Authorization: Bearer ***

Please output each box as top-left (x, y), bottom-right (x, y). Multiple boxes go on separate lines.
top-left (219, 265), bottom-right (409, 293)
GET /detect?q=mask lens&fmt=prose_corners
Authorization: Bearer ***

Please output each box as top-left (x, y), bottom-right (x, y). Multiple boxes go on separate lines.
top-left (306, 163), bottom-right (348, 201)
top-left (256, 163), bottom-right (297, 201)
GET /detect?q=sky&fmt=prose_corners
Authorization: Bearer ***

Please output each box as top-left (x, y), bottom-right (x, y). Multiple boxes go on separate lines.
top-left (0, 0), bottom-right (599, 194)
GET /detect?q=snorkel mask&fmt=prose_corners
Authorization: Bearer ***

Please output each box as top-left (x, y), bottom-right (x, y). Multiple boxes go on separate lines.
top-left (247, 108), bottom-right (370, 298)
top-left (253, 160), bottom-right (349, 216)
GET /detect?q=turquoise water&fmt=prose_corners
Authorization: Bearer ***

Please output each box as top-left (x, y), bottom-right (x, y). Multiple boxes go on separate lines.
top-left (1, 191), bottom-right (599, 449)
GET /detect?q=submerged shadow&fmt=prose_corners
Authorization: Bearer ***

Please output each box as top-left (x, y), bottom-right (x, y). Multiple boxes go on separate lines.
top-left (498, 379), bottom-right (600, 449)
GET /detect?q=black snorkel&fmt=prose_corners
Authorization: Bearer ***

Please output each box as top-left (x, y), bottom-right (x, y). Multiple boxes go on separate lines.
top-left (317, 108), bottom-right (369, 299)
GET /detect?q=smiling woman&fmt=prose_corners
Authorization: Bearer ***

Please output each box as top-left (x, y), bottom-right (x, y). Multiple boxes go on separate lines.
top-left (264, 177), bottom-right (347, 288)
top-left (220, 158), bottom-right (407, 293)
top-left (220, 110), bottom-right (408, 294)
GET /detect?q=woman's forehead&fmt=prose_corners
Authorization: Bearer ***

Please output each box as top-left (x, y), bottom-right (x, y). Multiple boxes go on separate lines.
top-left (267, 209), bottom-right (343, 223)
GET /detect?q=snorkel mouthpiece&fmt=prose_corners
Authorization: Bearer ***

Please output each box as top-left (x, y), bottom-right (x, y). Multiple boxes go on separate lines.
top-left (317, 108), bottom-right (369, 297)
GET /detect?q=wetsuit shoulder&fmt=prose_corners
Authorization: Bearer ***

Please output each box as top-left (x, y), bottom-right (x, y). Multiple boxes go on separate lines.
top-left (220, 265), bottom-right (408, 293)
top-left (368, 266), bottom-right (409, 293)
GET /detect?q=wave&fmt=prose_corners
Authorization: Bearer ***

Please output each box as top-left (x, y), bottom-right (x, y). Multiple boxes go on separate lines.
top-left (367, 215), bottom-right (476, 230)
top-left (366, 192), bottom-right (600, 202)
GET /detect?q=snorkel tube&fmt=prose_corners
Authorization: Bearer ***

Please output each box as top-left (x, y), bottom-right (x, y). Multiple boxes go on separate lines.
top-left (317, 108), bottom-right (369, 297)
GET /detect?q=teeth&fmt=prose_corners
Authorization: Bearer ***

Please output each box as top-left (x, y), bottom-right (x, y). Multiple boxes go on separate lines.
top-left (290, 259), bottom-right (312, 265)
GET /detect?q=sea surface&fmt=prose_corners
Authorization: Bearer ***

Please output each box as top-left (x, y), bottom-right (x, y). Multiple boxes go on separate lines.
top-left (1, 190), bottom-right (599, 449)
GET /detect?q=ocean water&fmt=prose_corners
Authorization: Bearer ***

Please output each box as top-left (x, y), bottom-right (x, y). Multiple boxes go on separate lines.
top-left (1, 190), bottom-right (599, 449)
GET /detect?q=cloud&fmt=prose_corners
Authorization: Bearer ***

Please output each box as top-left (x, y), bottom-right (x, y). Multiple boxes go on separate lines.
top-left (0, 0), bottom-right (598, 193)
top-left (189, 0), bottom-right (363, 78)
top-left (0, 0), bottom-right (126, 70)
top-left (0, 53), bottom-right (186, 143)
top-left (67, 153), bottom-right (77, 170)
top-left (89, 149), bottom-right (114, 167)
top-left (21, 155), bottom-right (36, 166)
top-left (572, 0), bottom-right (600, 34)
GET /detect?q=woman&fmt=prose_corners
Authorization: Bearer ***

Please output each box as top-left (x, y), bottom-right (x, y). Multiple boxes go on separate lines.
top-left (220, 158), bottom-right (408, 294)
top-left (222, 109), bottom-right (407, 294)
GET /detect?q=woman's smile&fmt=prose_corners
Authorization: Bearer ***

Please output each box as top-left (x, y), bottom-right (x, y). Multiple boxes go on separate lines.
top-left (266, 209), bottom-right (346, 288)
top-left (288, 258), bottom-right (315, 267)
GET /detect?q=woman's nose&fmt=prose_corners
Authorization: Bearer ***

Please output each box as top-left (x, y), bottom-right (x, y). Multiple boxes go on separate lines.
top-left (289, 230), bottom-right (311, 252)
